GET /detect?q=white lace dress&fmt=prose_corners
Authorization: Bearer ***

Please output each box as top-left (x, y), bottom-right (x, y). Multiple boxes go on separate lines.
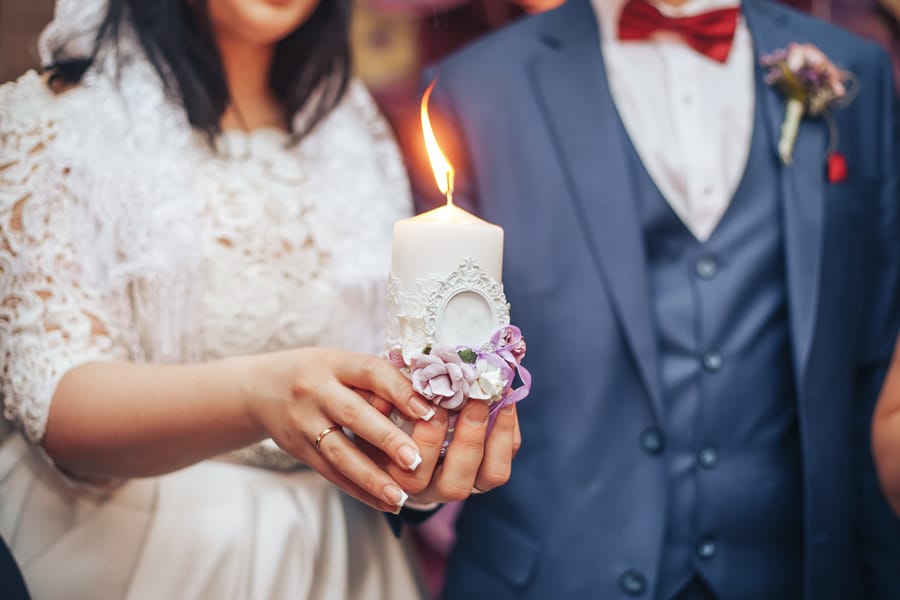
top-left (0, 71), bottom-right (421, 600)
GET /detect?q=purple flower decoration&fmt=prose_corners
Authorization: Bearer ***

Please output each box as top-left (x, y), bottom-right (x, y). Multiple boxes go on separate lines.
top-left (490, 325), bottom-right (527, 366)
top-left (761, 44), bottom-right (847, 114)
top-left (409, 345), bottom-right (476, 410)
top-left (760, 43), bottom-right (853, 165)
top-left (387, 348), bottom-right (407, 370)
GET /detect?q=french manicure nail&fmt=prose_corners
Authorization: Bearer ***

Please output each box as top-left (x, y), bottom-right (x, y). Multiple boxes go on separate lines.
top-left (409, 396), bottom-right (435, 421)
top-left (384, 484), bottom-right (408, 508)
top-left (399, 444), bottom-right (422, 470)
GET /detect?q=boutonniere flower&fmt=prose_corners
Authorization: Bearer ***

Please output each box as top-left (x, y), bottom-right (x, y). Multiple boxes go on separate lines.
top-left (761, 43), bottom-right (855, 168)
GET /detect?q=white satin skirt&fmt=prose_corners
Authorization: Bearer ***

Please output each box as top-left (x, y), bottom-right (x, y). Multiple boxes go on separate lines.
top-left (0, 434), bottom-right (423, 600)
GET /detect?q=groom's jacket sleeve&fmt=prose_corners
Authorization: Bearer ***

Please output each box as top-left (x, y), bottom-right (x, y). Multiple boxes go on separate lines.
top-left (854, 48), bottom-right (900, 599)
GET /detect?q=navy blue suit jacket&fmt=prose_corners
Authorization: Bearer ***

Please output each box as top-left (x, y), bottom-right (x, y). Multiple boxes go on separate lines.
top-left (418, 1), bottom-right (900, 598)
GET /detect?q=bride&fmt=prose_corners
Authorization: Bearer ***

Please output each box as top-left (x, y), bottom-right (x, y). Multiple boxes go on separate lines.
top-left (0, 0), bottom-right (518, 598)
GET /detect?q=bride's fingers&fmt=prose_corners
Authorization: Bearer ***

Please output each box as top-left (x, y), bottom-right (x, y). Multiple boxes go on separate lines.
top-left (323, 381), bottom-right (423, 472)
top-left (279, 426), bottom-right (397, 513)
top-left (307, 421), bottom-right (409, 512)
top-left (353, 387), bottom-right (393, 417)
top-left (335, 354), bottom-right (435, 422)
top-left (387, 407), bottom-right (450, 497)
top-left (303, 450), bottom-right (404, 514)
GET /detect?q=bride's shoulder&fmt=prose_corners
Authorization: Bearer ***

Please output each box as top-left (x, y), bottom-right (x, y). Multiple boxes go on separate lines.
top-left (0, 69), bottom-right (111, 153)
top-left (0, 71), bottom-right (62, 139)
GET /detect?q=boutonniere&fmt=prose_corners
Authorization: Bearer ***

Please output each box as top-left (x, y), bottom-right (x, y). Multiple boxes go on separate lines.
top-left (761, 44), bottom-right (856, 179)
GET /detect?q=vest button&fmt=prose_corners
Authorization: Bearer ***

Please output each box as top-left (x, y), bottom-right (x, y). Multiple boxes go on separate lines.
top-left (702, 351), bottom-right (723, 372)
top-left (695, 256), bottom-right (718, 279)
top-left (618, 569), bottom-right (647, 596)
top-left (698, 447), bottom-right (719, 469)
top-left (640, 427), bottom-right (665, 455)
top-left (697, 538), bottom-right (717, 559)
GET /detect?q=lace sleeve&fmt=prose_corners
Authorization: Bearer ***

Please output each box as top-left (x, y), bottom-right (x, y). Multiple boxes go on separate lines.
top-left (0, 73), bottom-right (139, 444)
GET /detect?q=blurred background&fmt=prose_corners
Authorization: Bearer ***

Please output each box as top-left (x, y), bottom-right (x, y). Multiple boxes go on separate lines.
top-left (1, 1), bottom-right (898, 85)
top-left (1, 0), bottom-right (897, 160)
top-left (2, 2), bottom-right (898, 90)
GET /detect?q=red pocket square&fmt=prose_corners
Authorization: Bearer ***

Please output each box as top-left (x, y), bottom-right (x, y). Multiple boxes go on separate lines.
top-left (827, 151), bottom-right (848, 184)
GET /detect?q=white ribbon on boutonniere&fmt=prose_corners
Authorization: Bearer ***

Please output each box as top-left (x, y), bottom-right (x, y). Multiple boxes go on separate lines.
top-left (761, 43), bottom-right (858, 167)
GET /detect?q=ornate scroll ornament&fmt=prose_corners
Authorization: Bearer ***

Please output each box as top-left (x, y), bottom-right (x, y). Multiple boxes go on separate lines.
top-left (386, 258), bottom-right (510, 361)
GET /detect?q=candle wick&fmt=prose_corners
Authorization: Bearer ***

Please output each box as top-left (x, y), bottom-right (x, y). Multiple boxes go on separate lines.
top-left (445, 171), bottom-right (455, 207)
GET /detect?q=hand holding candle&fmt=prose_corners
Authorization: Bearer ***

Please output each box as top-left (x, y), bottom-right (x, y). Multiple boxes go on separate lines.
top-left (385, 80), bottom-right (530, 454)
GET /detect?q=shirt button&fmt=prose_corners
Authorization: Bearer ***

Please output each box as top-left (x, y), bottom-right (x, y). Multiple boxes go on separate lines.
top-left (702, 351), bottom-right (723, 372)
top-left (694, 256), bottom-right (718, 280)
top-left (697, 538), bottom-right (717, 559)
top-left (703, 185), bottom-right (714, 196)
top-left (683, 94), bottom-right (693, 105)
top-left (640, 427), bottom-right (665, 455)
top-left (698, 447), bottom-right (719, 469)
top-left (619, 569), bottom-right (647, 596)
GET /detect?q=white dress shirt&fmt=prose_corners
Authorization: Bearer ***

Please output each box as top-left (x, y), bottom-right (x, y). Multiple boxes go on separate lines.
top-left (591, 0), bottom-right (755, 242)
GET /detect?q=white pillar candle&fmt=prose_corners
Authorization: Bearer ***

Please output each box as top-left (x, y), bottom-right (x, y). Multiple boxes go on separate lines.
top-left (390, 202), bottom-right (504, 348)
top-left (388, 77), bottom-right (506, 352)
top-left (391, 203), bottom-right (503, 289)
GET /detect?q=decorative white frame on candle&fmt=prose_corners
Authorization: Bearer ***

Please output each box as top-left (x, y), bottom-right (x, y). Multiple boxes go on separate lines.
top-left (386, 258), bottom-right (510, 359)
top-left (424, 258), bottom-right (510, 348)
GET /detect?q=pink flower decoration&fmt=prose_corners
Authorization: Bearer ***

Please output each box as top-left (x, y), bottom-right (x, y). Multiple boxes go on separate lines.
top-left (410, 345), bottom-right (476, 410)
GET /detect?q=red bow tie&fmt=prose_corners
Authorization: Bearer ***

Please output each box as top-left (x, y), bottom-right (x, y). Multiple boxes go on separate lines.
top-left (618, 0), bottom-right (740, 63)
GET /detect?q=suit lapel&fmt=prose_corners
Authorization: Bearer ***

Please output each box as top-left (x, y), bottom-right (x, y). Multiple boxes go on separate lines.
top-left (744, 0), bottom-right (827, 391)
top-left (529, 0), bottom-right (664, 418)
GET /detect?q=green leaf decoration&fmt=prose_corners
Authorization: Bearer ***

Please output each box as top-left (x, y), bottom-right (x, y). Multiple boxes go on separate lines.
top-left (457, 348), bottom-right (477, 364)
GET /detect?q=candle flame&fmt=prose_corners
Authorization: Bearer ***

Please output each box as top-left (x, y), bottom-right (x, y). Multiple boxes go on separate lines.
top-left (420, 78), bottom-right (455, 204)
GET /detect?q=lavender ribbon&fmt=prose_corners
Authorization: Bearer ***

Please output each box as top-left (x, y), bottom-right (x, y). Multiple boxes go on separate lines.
top-left (482, 325), bottom-right (531, 432)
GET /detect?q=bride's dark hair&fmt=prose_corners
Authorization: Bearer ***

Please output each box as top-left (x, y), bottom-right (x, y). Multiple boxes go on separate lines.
top-left (46, 0), bottom-right (352, 141)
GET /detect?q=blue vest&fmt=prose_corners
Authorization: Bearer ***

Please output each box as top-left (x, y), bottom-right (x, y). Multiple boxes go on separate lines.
top-left (632, 102), bottom-right (804, 599)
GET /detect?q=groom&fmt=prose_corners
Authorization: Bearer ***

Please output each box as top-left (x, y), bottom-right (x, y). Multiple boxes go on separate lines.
top-left (414, 0), bottom-right (900, 598)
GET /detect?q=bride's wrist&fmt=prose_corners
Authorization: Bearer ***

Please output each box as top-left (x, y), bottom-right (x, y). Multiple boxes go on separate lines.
top-left (220, 354), bottom-right (270, 439)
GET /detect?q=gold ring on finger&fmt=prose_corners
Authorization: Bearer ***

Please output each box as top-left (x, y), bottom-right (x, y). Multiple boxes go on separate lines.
top-left (315, 425), bottom-right (342, 453)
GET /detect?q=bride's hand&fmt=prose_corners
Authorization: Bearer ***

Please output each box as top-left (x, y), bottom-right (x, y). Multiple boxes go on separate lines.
top-left (243, 348), bottom-right (434, 513)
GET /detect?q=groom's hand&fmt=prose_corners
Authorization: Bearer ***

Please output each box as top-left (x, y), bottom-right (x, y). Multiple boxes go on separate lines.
top-left (362, 399), bottom-right (521, 506)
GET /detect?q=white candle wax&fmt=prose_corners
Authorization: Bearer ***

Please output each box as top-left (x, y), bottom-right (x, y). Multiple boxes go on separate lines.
top-left (391, 203), bottom-right (504, 347)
